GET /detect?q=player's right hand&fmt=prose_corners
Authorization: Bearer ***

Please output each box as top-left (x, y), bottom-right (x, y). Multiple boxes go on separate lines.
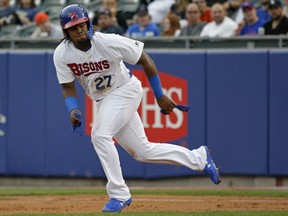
top-left (70, 109), bottom-right (84, 136)
top-left (70, 109), bottom-right (82, 126)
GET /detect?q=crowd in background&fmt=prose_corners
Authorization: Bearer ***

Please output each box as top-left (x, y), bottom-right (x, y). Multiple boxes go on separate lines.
top-left (1, 0), bottom-right (288, 39)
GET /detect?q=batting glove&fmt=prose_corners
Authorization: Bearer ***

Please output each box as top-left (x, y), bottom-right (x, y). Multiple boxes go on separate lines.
top-left (160, 104), bottom-right (191, 115)
top-left (72, 112), bottom-right (84, 136)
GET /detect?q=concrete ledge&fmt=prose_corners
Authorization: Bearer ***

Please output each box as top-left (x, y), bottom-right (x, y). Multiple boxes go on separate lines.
top-left (0, 176), bottom-right (288, 188)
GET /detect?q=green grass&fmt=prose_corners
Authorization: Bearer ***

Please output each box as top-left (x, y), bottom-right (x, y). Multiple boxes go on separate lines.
top-left (0, 187), bottom-right (287, 197)
top-left (0, 187), bottom-right (106, 196)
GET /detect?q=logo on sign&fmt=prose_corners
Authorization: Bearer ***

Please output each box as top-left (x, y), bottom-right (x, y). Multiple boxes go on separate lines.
top-left (85, 70), bottom-right (188, 142)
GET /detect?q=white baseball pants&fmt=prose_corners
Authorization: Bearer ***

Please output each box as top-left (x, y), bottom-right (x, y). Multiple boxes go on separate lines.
top-left (91, 76), bottom-right (207, 201)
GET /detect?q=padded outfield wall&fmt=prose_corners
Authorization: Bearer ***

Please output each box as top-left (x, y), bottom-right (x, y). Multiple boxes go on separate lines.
top-left (0, 50), bottom-right (287, 179)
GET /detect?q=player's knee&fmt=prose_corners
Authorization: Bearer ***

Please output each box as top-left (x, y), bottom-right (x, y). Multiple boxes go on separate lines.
top-left (132, 150), bottom-right (150, 162)
top-left (91, 130), bottom-right (110, 145)
top-left (131, 143), bottom-right (153, 162)
top-left (133, 154), bottom-right (144, 162)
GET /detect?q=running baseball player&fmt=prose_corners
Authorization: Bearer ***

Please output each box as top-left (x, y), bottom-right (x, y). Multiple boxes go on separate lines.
top-left (53, 4), bottom-right (221, 213)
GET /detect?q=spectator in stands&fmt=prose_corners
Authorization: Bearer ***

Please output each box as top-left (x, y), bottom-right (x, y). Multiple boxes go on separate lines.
top-left (126, 4), bottom-right (160, 38)
top-left (97, 8), bottom-right (124, 35)
top-left (147, 0), bottom-right (175, 25)
top-left (92, 15), bottom-right (99, 31)
top-left (257, 0), bottom-right (271, 24)
top-left (139, 0), bottom-right (151, 7)
top-left (180, 3), bottom-right (207, 35)
top-left (192, 0), bottom-right (212, 22)
top-left (15, 0), bottom-right (38, 25)
top-left (0, 0), bottom-right (20, 27)
top-left (31, 12), bottom-right (62, 39)
top-left (200, 3), bottom-right (238, 37)
top-left (223, 0), bottom-right (245, 23)
top-left (161, 11), bottom-right (181, 36)
top-left (101, 0), bottom-right (128, 32)
top-left (237, 1), bottom-right (265, 35)
top-left (283, 0), bottom-right (288, 16)
top-left (203, 0), bottom-right (244, 22)
top-left (263, 0), bottom-right (288, 34)
top-left (171, 0), bottom-right (192, 19)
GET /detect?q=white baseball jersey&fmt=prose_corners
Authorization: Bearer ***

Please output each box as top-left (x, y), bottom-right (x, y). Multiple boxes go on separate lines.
top-left (53, 32), bottom-right (144, 101)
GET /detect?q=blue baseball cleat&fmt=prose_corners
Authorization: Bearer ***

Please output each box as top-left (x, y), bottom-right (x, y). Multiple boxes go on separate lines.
top-left (203, 146), bottom-right (221, 184)
top-left (102, 197), bottom-right (132, 212)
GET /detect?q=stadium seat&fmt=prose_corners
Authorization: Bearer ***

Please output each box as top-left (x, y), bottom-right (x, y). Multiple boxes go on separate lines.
top-left (40, 0), bottom-right (66, 6)
top-left (118, 0), bottom-right (140, 19)
top-left (38, 0), bottom-right (66, 17)
top-left (16, 24), bottom-right (37, 37)
top-left (67, 0), bottom-right (90, 5)
top-left (0, 25), bottom-right (20, 38)
top-left (86, 0), bottom-right (102, 11)
top-left (42, 5), bottom-right (65, 17)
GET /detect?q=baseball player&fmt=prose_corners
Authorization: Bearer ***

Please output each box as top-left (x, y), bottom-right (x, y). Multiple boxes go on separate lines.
top-left (53, 4), bottom-right (221, 213)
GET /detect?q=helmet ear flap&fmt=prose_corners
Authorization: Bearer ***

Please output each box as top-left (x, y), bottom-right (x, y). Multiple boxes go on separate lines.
top-left (87, 20), bottom-right (93, 40)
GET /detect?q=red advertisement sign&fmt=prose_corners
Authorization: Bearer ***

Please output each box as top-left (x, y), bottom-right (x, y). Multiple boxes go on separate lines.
top-left (85, 70), bottom-right (188, 142)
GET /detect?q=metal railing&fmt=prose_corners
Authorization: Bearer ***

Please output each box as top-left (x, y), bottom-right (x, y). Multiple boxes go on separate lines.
top-left (0, 35), bottom-right (288, 50)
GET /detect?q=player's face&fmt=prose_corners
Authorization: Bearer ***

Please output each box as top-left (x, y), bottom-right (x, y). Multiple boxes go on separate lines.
top-left (67, 22), bottom-right (89, 43)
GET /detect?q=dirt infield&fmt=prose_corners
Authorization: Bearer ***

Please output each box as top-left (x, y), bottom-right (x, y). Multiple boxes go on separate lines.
top-left (1, 194), bottom-right (288, 214)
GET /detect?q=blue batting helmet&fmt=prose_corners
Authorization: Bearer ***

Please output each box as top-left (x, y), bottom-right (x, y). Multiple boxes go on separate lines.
top-left (60, 4), bottom-right (89, 29)
top-left (59, 4), bottom-right (93, 39)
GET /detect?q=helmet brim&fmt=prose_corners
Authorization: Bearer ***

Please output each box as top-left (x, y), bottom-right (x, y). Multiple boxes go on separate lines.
top-left (62, 17), bottom-right (89, 29)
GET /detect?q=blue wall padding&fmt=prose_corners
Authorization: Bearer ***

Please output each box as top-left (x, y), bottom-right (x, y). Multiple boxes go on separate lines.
top-left (269, 51), bottom-right (288, 176)
top-left (6, 52), bottom-right (47, 175)
top-left (0, 52), bottom-right (8, 174)
top-left (206, 51), bottom-right (269, 175)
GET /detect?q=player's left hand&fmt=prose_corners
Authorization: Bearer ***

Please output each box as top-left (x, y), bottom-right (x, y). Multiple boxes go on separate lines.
top-left (157, 95), bottom-right (191, 115)
top-left (156, 95), bottom-right (177, 115)
top-left (160, 104), bottom-right (191, 115)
